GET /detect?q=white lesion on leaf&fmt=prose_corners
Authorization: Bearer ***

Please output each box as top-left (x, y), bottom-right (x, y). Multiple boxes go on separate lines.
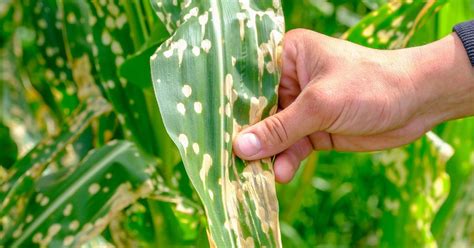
top-left (199, 154), bottom-right (213, 185)
top-left (249, 96), bottom-right (268, 125)
top-left (178, 134), bottom-right (189, 150)
top-left (192, 143), bottom-right (200, 154)
top-left (177, 102), bottom-right (186, 115)
top-left (201, 39), bottom-right (212, 53)
top-left (194, 102), bottom-right (203, 113)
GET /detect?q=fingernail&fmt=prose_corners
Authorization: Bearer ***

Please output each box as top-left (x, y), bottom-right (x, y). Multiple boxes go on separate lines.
top-left (236, 133), bottom-right (261, 157)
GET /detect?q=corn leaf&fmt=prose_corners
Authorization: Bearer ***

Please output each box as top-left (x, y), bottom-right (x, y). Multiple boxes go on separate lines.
top-left (106, 163), bottom-right (205, 247)
top-left (26, 0), bottom-right (80, 119)
top-left (433, 118), bottom-right (474, 245)
top-left (1, 140), bottom-right (163, 247)
top-left (81, 0), bottom-right (179, 165)
top-left (0, 46), bottom-right (43, 155)
top-left (0, 97), bottom-right (112, 232)
top-left (343, 0), bottom-right (449, 49)
top-left (373, 133), bottom-right (453, 246)
top-left (439, 168), bottom-right (474, 247)
top-left (150, 0), bottom-right (285, 246)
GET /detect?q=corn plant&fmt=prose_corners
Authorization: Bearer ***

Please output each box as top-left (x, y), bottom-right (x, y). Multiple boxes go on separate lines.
top-left (1, 0), bottom-right (473, 247)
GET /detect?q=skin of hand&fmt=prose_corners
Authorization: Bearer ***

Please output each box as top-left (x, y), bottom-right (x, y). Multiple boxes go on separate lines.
top-left (233, 29), bottom-right (474, 183)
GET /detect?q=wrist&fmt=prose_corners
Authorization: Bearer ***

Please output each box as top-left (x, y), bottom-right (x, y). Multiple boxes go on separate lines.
top-left (409, 33), bottom-right (474, 125)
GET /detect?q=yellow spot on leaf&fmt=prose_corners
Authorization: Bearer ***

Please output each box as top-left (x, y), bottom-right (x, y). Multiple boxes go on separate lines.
top-left (194, 102), bottom-right (203, 113)
top-left (193, 143), bottom-right (200, 154)
top-left (179, 134), bottom-right (189, 149)
top-left (182, 85), bottom-right (192, 97)
top-left (362, 24), bottom-right (375, 37)
top-left (199, 154), bottom-right (213, 184)
top-left (88, 183), bottom-right (100, 195)
top-left (63, 203), bottom-right (73, 216)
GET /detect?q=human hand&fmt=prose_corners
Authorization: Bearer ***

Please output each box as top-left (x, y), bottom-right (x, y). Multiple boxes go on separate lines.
top-left (233, 29), bottom-right (474, 183)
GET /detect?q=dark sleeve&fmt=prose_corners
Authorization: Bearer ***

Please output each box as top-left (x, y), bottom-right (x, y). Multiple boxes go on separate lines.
top-left (454, 20), bottom-right (474, 67)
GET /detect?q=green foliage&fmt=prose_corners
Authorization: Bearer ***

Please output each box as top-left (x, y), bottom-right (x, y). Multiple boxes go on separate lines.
top-left (0, 123), bottom-right (18, 169)
top-left (1, 0), bottom-right (473, 247)
top-left (2, 140), bottom-right (163, 247)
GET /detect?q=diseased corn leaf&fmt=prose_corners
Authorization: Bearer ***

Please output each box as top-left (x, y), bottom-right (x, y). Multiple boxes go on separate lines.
top-left (439, 168), bottom-right (474, 247)
top-left (58, 0), bottom-right (152, 152)
top-left (341, 1), bottom-right (452, 246)
top-left (26, 0), bottom-right (80, 119)
top-left (0, 97), bottom-right (112, 231)
top-left (109, 198), bottom-right (203, 247)
top-left (81, 0), bottom-right (179, 165)
top-left (150, 0), bottom-right (285, 246)
top-left (81, 236), bottom-right (115, 248)
top-left (343, 0), bottom-right (449, 49)
top-left (107, 200), bottom-right (159, 247)
top-left (433, 118), bottom-right (474, 245)
top-left (373, 133), bottom-right (453, 246)
top-left (0, 46), bottom-right (43, 155)
top-left (107, 163), bottom-right (204, 247)
top-left (136, 162), bottom-right (205, 246)
top-left (119, 32), bottom-right (169, 89)
top-left (1, 140), bottom-right (164, 248)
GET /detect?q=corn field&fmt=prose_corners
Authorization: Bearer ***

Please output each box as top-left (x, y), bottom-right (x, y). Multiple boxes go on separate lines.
top-left (0, 0), bottom-right (473, 247)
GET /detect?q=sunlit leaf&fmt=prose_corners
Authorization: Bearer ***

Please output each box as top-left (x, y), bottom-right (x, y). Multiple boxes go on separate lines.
top-left (150, 0), bottom-right (285, 246)
top-left (343, 0), bottom-right (449, 49)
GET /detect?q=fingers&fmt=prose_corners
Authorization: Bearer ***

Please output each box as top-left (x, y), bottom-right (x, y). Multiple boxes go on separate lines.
top-left (233, 29), bottom-right (328, 161)
top-left (274, 138), bottom-right (313, 184)
top-left (233, 91), bottom-right (321, 160)
top-left (316, 120), bottom-right (430, 152)
top-left (278, 29), bottom-right (305, 109)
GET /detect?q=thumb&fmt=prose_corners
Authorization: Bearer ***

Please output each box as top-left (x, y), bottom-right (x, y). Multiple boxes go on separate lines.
top-left (233, 94), bottom-right (320, 160)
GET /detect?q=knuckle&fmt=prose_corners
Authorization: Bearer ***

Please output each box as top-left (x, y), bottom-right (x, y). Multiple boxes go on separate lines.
top-left (286, 29), bottom-right (312, 40)
top-left (300, 87), bottom-right (327, 115)
top-left (299, 86), bottom-right (345, 130)
top-left (284, 29), bottom-right (314, 56)
top-left (260, 115), bottom-right (289, 147)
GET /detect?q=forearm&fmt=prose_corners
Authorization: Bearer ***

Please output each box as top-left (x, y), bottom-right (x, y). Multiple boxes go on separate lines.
top-left (410, 33), bottom-right (474, 124)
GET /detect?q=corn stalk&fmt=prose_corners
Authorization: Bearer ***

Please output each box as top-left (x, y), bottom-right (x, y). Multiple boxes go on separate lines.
top-left (150, 0), bottom-right (285, 246)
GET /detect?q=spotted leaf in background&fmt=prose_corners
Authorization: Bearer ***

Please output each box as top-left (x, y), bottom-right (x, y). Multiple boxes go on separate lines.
top-left (343, 0), bottom-right (449, 49)
top-left (1, 141), bottom-right (164, 247)
top-left (0, 97), bottom-right (112, 237)
top-left (434, 118), bottom-right (474, 246)
top-left (150, 0), bottom-right (285, 246)
top-left (27, 0), bottom-right (80, 120)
